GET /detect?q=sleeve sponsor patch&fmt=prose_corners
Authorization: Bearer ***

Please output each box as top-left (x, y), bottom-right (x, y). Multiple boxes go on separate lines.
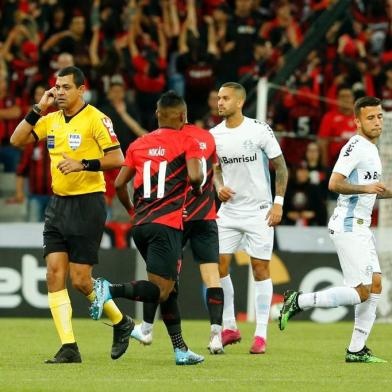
top-left (101, 117), bottom-right (117, 141)
top-left (343, 138), bottom-right (359, 157)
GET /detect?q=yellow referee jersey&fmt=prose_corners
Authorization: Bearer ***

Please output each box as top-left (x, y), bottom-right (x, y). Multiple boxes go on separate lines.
top-left (32, 104), bottom-right (120, 196)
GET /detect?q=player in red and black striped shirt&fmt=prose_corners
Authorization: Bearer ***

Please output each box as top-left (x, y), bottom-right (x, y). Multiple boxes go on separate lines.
top-left (93, 91), bottom-right (205, 365)
top-left (130, 123), bottom-right (224, 355)
top-left (15, 140), bottom-right (52, 221)
top-left (181, 123), bottom-right (224, 354)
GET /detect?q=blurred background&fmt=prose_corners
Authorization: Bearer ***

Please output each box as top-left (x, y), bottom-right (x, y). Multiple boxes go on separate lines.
top-left (1, 0), bottom-right (392, 323)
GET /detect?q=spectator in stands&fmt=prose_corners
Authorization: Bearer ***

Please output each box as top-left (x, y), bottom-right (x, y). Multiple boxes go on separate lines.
top-left (274, 65), bottom-right (321, 166)
top-left (159, 0), bottom-right (180, 38)
top-left (45, 5), bottom-right (67, 37)
top-left (318, 85), bottom-right (356, 168)
top-left (260, 2), bottom-right (303, 55)
top-left (283, 161), bottom-right (327, 226)
top-left (303, 141), bottom-right (328, 199)
top-left (0, 74), bottom-right (23, 172)
top-left (89, 1), bottom-right (129, 100)
top-left (99, 81), bottom-right (146, 155)
top-left (41, 13), bottom-right (91, 76)
top-left (195, 89), bottom-right (220, 129)
top-left (7, 83), bottom-right (52, 221)
top-left (352, 0), bottom-right (390, 56)
top-left (230, 0), bottom-right (263, 80)
top-left (127, 8), bottom-right (167, 130)
top-left (10, 140), bottom-right (52, 221)
top-left (177, 3), bottom-right (218, 122)
top-left (211, 3), bottom-right (235, 84)
top-left (98, 77), bottom-right (147, 220)
top-left (238, 37), bottom-right (283, 98)
top-left (375, 62), bottom-right (392, 111)
top-left (1, 16), bottom-right (40, 96)
top-left (48, 52), bottom-right (75, 87)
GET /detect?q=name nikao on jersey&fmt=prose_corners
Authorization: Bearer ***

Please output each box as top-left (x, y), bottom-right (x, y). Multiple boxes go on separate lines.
top-left (220, 153), bottom-right (257, 165)
top-left (148, 147), bottom-right (166, 157)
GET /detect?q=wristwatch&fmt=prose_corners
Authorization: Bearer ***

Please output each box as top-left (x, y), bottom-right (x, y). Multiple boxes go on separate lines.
top-left (32, 104), bottom-right (43, 115)
top-left (81, 159), bottom-right (89, 170)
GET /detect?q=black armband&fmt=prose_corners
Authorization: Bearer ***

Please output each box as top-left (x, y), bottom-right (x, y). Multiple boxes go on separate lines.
top-left (25, 110), bottom-right (41, 126)
top-left (81, 159), bottom-right (101, 171)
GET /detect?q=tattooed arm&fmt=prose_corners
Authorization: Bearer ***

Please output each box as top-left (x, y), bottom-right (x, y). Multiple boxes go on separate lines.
top-left (271, 154), bottom-right (288, 198)
top-left (267, 154), bottom-right (288, 226)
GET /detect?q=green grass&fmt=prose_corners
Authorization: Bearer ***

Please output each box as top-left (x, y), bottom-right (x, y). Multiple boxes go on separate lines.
top-left (0, 319), bottom-right (391, 392)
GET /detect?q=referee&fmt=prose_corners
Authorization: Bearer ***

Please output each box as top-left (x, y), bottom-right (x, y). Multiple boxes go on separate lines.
top-left (11, 66), bottom-right (134, 363)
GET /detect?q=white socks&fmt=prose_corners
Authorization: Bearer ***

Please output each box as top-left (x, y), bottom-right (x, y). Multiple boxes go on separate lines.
top-left (221, 275), bottom-right (237, 330)
top-left (221, 275), bottom-right (273, 336)
top-left (211, 323), bottom-right (222, 335)
top-left (141, 321), bottom-right (154, 335)
top-left (254, 278), bottom-right (273, 338)
top-left (298, 287), bottom-right (361, 309)
top-left (348, 293), bottom-right (380, 353)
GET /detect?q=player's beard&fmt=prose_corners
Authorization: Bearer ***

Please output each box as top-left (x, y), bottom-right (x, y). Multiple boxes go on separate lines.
top-left (361, 124), bottom-right (382, 142)
top-left (219, 108), bottom-right (234, 118)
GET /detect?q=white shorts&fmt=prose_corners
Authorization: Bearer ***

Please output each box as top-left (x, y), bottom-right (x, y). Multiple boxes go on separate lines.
top-left (217, 209), bottom-right (274, 260)
top-left (330, 229), bottom-right (381, 287)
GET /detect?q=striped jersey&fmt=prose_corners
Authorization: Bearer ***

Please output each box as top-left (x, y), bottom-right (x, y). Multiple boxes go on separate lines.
top-left (124, 128), bottom-right (202, 229)
top-left (210, 116), bottom-right (282, 215)
top-left (328, 135), bottom-right (382, 232)
top-left (16, 141), bottom-right (52, 195)
top-left (182, 124), bottom-right (218, 221)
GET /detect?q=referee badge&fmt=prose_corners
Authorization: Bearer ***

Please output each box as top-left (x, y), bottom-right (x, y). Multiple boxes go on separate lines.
top-left (68, 133), bottom-right (82, 150)
top-left (47, 135), bottom-right (55, 149)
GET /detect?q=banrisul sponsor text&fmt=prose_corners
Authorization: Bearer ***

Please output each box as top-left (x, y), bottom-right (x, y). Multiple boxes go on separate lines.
top-left (220, 153), bottom-right (257, 165)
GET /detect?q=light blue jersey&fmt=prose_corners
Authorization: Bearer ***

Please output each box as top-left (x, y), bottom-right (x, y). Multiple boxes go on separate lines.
top-left (328, 135), bottom-right (382, 232)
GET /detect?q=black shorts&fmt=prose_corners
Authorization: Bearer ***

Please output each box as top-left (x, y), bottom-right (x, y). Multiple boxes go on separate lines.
top-left (183, 220), bottom-right (219, 264)
top-left (132, 223), bottom-right (182, 280)
top-left (43, 192), bottom-right (106, 264)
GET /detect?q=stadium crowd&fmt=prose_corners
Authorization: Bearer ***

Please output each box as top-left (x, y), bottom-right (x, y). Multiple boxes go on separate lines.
top-left (1, 0), bottom-right (392, 226)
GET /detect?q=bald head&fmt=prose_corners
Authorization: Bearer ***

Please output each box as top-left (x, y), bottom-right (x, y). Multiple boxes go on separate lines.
top-left (156, 90), bottom-right (187, 130)
top-left (57, 53), bottom-right (74, 69)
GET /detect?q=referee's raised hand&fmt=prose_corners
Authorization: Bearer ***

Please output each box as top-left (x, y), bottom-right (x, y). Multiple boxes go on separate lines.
top-left (37, 87), bottom-right (57, 112)
top-left (57, 152), bottom-right (84, 175)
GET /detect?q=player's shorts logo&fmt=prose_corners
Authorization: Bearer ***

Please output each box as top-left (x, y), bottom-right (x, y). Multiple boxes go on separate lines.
top-left (68, 133), bottom-right (81, 150)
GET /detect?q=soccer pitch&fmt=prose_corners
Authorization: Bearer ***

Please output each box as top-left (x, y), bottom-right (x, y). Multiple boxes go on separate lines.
top-left (1, 319), bottom-right (391, 392)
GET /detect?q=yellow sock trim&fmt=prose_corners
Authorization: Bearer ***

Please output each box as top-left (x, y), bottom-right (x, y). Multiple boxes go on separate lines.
top-left (86, 290), bottom-right (123, 325)
top-left (103, 300), bottom-right (123, 325)
top-left (87, 291), bottom-right (96, 302)
top-left (48, 289), bottom-right (75, 345)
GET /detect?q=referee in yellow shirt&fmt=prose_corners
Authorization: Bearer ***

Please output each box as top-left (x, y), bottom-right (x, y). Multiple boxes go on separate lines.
top-left (11, 66), bottom-right (134, 363)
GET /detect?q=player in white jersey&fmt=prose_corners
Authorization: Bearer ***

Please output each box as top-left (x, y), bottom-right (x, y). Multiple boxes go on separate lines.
top-left (279, 96), bottom-right (392, 363)
top-left (211, 82), bottom-right (288, 354)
